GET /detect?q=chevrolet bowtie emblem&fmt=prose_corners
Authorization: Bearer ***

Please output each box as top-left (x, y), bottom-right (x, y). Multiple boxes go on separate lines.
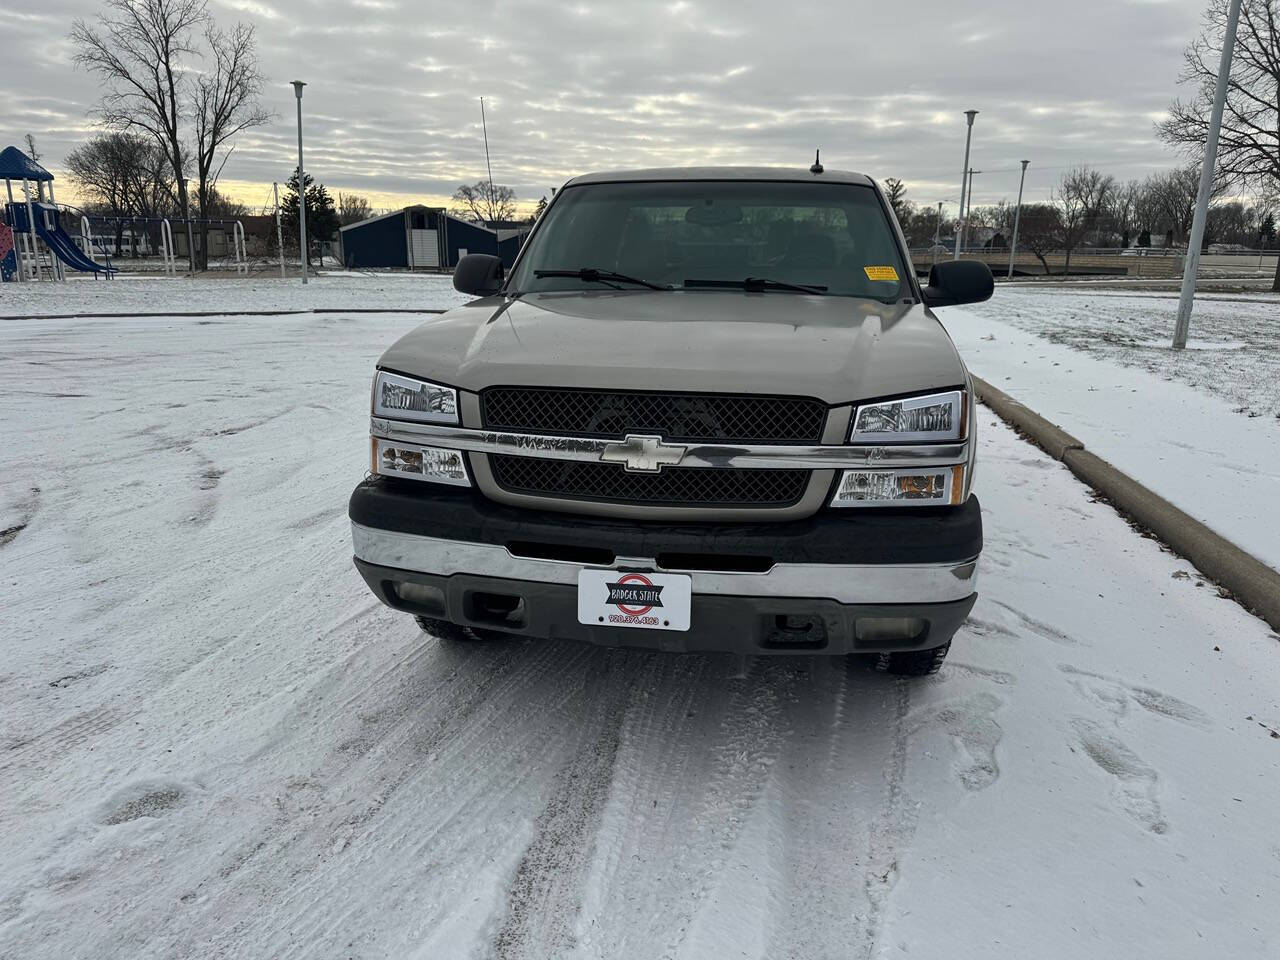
top-left (599, 434), bottom-right (687, 473)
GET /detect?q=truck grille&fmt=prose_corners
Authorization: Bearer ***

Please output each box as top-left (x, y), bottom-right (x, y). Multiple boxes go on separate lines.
top-left (482, 387), bottom-right (826, 444)
top-left (490, 456), bottom-right (809, 508)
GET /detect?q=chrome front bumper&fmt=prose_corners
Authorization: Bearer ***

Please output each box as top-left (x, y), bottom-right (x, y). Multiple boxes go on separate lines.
top-left (351, 522), bottom-right (978, 605)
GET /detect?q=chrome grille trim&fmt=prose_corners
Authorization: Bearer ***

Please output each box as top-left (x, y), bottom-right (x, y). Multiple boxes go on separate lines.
top-left (371, 418), bottom-right (969, 470)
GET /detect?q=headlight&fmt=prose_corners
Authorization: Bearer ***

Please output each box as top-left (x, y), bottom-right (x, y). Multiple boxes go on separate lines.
top-left (830, 466), bottom-right (964, 508)
top-left (373, 371), bottom-right (458, 424)
top-left (851, 390), bottom-right (964, 443)
top-left (372, 439), bottom-right (470, 486)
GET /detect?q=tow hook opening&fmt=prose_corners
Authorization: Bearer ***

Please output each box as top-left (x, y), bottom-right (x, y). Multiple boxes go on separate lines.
top-left (466, 590), bottom-right (527, 628)
top-left (761, 613), bottom-right (828, 650)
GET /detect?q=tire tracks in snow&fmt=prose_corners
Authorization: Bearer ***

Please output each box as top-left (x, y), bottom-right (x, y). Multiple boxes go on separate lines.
top-left (491, 653), bottom-right (648, 959)
top-left (572, 656), bottom-right (797, 960)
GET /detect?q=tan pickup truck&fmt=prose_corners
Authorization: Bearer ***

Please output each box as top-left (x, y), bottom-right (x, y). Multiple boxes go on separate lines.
top-left (349, 166), bottom-right (993, 675)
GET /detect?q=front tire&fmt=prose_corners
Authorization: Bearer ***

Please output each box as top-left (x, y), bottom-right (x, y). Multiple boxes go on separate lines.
top-left (413, 615), bottom-right (471, 642)
top-left (875, 642), bottom-right (950, 677)
top-left (413, 616), bottom-right (512, 643)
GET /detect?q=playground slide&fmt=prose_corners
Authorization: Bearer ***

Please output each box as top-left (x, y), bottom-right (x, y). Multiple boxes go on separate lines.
top-left (36, 219), bottom-right (115, 275)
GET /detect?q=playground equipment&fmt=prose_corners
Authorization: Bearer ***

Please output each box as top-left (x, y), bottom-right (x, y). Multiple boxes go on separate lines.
top-left (1, 143), bottom-right (249, 280)
top-left (1, 144), bottom-right (113, 281)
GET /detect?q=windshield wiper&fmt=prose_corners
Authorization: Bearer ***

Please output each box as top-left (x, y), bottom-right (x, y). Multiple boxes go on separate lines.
top-left (533, 267), bottom-right (669, 290)
top-left (684, 277), bottom-right (828, 295)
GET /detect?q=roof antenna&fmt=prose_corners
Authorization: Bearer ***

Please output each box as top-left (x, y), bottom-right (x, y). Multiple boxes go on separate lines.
top-left (810, 149), bottom-right (824, 175)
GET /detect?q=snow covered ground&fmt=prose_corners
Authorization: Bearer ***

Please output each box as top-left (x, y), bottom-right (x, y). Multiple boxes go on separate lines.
top-left (2, 302), bottom-right (1278, 959)
top-left (0, 272), bottom-right (471, 317)
top-left (939, 290), bottom-right (1280, 572)
top-left (965, 286), bottom-right (1280, 421)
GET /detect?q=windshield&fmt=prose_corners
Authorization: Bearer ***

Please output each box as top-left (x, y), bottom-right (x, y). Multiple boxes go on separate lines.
top-left (507, 179), bottom-right (910, 302)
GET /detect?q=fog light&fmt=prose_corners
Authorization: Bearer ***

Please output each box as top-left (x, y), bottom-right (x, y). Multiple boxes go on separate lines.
top-left (856, 617), bottom-right (926, 644)
top-left (374, 439), bottom-right (469, 486)
top-left (830, 466), bottom-right (964, 507)
top-left (394, 580), bottom-right (445, 614)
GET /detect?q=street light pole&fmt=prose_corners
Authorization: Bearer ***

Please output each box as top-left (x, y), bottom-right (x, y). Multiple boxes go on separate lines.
top-left (954, 109), bottom-right (978, 260)
top-left (1008, 159), bottom-right (1030, 279)
top-left (292, 80), bottom-right (308, 284)
top-left (182, 177), bottom-right (195, 274)
top-left (1173, 0), bottom-right (1242, 349)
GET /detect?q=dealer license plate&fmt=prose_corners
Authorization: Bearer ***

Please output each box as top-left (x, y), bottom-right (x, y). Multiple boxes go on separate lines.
top-left (577, 569), bottom-right (691, 631)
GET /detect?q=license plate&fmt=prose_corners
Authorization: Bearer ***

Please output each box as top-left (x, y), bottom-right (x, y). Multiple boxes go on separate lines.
top-left (577, 569), bottom-right (691, 631)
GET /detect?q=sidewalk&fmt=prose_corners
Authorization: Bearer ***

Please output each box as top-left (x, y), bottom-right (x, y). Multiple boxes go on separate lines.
top-left (937, 303), bottom-right (1280, 572)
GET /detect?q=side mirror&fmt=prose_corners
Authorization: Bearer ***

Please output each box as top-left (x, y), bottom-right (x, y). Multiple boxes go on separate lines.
top-left (453, 253), bottom-right (504, 296)
top-left (922, 260), bottom-right (994, 308)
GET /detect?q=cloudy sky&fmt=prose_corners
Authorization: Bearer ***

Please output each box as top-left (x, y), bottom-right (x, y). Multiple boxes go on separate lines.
top-left (3, 0), bottom-right (1208, 215)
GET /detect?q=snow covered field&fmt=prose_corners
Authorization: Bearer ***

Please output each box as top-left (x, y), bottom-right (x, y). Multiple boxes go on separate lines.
top-left (939, 289), bottom-right (1280, 571)
top-left (2, 297), bottom-right (1278, 959)
top-left (965, 287), bottom-right (1280, 421)
top-left (0, 272), bottom-right (471, 317)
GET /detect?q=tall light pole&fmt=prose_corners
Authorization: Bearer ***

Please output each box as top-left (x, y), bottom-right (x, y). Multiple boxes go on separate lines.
top-left (292, 80), bottom-right (308, 284)
top-left (1173, 0), bottom-right (1242, 349)
top-left (1008, 160), bottom-right (1030, 279)
top-left (182, 177), bottom-right (195, 273)
top-left (954, 109), bottom-right (978, 260)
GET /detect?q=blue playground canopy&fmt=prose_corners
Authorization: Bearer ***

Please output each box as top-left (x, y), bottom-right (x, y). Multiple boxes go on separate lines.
top-left (0, 145), bottom-right (54, 182)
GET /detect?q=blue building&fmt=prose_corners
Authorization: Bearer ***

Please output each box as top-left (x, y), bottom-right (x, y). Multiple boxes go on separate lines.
top-left (338, 205), bottom-right (528, 270)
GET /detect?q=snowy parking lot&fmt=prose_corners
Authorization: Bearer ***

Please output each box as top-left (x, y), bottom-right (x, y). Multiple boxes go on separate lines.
top-left (2, 280), bottom-right (1279, 959)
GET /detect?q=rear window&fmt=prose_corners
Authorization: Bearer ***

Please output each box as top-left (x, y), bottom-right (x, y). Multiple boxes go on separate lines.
top-left (507, 179), bottom-right (909, 302)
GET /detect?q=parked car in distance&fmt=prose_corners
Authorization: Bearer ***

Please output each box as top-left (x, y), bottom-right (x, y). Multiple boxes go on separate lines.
top-left (349, 166), bottom-right (993, 675)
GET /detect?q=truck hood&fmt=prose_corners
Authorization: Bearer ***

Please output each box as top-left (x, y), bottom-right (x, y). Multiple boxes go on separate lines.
top-left (377, 290), bottom-right (967, 405)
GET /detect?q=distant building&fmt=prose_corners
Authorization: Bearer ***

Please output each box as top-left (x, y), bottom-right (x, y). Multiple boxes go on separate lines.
top-left (337, 205), bottom-right (531, 270)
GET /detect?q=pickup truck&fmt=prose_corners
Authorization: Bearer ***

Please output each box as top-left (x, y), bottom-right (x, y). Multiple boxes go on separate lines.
top-left (348, 166), bottom-right (993, 675)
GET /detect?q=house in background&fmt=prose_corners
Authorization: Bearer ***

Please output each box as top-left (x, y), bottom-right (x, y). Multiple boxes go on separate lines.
top-left (337, 205), bottom-right (530, 270)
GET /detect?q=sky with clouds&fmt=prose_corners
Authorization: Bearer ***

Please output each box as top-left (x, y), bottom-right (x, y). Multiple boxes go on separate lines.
top-left (1, 0), bottom-right (1209, 215)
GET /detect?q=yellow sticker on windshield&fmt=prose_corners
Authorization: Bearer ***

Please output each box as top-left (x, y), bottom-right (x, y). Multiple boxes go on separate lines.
top-left (864, 265), bottom-right (899, 282)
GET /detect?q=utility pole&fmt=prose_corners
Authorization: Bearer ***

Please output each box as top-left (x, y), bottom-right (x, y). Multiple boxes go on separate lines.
top-left (954, 109), bottom-right (978, 260)
top-left (273, 181), bottom-right (285, 279)
top-left (292, 80), bottom-right (308, 284)
top-left (964, 168), bottom-right (981, 224)
top-left (480, 97), bottom-right (495, 224)
top-left (1173, 0), bottom-right (1242, 349)
top-left (932, 201), bottom-right (943, 266)
top-left (1008, 160), bottom-right (1030, 279)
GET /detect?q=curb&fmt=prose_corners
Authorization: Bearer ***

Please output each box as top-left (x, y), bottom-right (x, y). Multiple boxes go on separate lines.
top-left (972, 375), bottom-right (1280, 632)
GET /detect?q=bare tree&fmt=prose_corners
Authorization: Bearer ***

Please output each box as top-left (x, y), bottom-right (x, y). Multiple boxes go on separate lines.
top-left (66, 132), bottom-right (173, 255)
top-left (1142, 164), bottom-right (1226, 246)
top-left (1054, 166), bottom-right (1114, 274)
top-left (1014, 203), bottom-right (1063, 274)
top-left (71, 0), bottom-right (206, 268)
top-left (24, 134), bottom-right (46, 201)
top-left (1105, 179), bottom-right (1143, 247)
top-left (70, 0), bottom-right (267, 271)
top-left (338, 193), bottom-right (373, 226)
top-left (451, 180), bottom-right (517, 224)
top-left (1158, 0), bottom-right (1280, 289)
top-left (191, 20), bottom-right (270, 268)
